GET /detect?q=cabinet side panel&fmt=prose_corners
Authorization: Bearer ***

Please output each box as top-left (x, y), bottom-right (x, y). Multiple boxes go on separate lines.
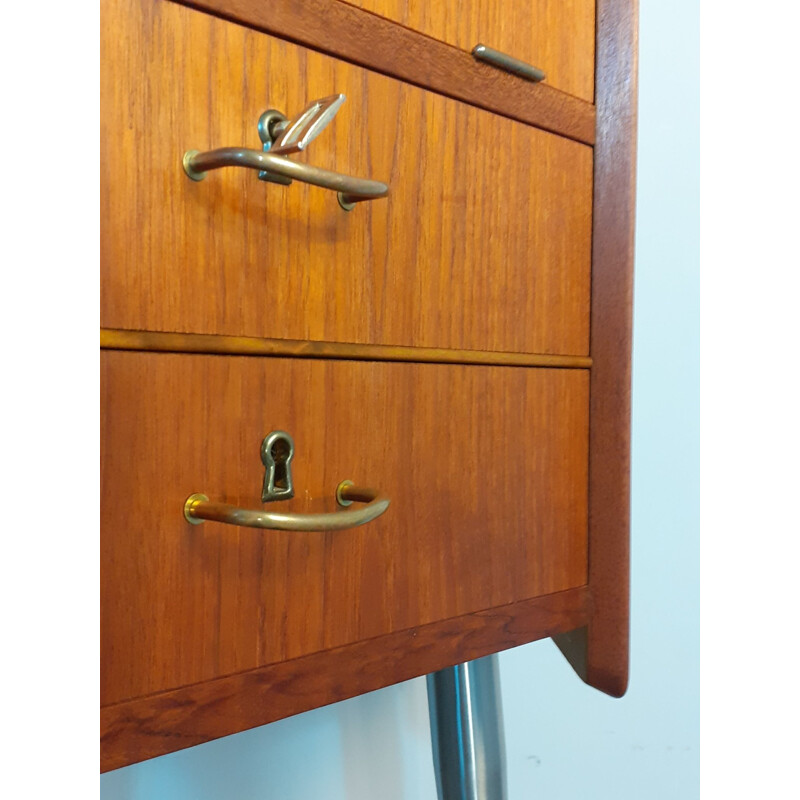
top-left (554, 0), bottom-right (638, 697)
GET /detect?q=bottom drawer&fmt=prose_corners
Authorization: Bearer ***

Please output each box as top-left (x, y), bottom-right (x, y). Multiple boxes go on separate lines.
top-left (101, 351), bottom-right (589, 707)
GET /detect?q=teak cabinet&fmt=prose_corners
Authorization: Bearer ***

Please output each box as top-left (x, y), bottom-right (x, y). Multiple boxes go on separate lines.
top-left (100, 0), bottom-right (637, 772)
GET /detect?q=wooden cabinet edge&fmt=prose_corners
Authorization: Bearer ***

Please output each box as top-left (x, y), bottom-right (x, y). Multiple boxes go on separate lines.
top-left (554, 0), bottom-right (639, 699)
top-left (170, 0), bottom-right (596, 145)
top-left (552, 626), bottom-right (629, 699)
top-left (101, 586), bottom-right (590, 772)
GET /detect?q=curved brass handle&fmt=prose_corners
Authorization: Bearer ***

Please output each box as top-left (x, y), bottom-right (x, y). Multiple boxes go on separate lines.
top-left (182, 148), bottom-right (388, 208)
top-left (184, 480), bottom-right (390, 532)
top-left (182, 95), bottom-right (389, 210)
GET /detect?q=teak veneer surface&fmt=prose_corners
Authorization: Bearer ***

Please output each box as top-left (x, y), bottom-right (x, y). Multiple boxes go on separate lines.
top-left (101, 586), bottom-right (590, 771)
top-left (177, 0), bottom-right (596, 142)
top-left (340, 0), bottom-right (595, 102)
top-left (551, 0), bottom-right (638, 698)
top-left (101, 0), bottom-right (593, 356)
top-left (101, 351), bottom-right (590, 706)
top-left (99, 0), bottom-right (638, 771)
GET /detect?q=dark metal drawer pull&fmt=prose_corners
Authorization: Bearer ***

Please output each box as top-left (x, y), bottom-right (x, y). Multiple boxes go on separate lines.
top-left (472, 44), bottom-right (546, 83)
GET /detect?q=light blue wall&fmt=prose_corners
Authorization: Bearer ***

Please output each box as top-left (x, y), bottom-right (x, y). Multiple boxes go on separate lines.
top-left (498, 0), bottom-right (700, 795)
top-left (102, 0), bottom-right (698, 796)
top-left (101, 678), bottom-right (438, 800)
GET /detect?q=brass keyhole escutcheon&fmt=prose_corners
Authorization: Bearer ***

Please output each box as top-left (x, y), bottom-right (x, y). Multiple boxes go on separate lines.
top-left (261, 431), bottom-right (295, 502)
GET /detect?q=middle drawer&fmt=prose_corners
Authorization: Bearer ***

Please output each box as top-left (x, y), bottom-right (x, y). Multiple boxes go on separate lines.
top-left (101, 0), bottom-right (593, 356)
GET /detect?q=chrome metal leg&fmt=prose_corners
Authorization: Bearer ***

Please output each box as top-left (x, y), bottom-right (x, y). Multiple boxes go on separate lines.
top-left (426, 655), bottom-right (507, 800)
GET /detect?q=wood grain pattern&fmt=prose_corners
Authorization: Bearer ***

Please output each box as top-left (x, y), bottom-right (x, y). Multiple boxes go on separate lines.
top-left (99, 0), bottom-right (637, 772)
top-left (178, 0), bottom-right (596, 142)
top-left (101, 585), bottom-right (589, 771)
top-left (339, 0), bottom-right (595, 102)
top-left (553, 0), bottom-right (638, 698)
top-left (101, 328), bottom-right (594, 368)
top-left (101, 350), bottom-right (590, 707)
top-left (101, 0), bottom-right (593, 356)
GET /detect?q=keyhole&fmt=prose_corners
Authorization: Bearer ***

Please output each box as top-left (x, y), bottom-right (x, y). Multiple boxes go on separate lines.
top-left (261, 431), bottom-right (295, 502)
top-left (270, 438), bottom-right (291, 491)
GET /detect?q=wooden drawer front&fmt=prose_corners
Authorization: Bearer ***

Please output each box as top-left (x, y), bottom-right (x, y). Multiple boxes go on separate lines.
top-left (339, 0), bottom-right (596, 102)
top-left (101, 0), bottom-right (593, 356)
top-left (101, 351), bottom-right (589, 705)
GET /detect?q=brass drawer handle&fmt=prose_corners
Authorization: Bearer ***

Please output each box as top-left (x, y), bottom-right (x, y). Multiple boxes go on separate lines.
top-left (472, 44), bottom-right (546, 83)
top-left (184, 481), bottom-right (390, 532)
top-left (182, 94), bottom-right (389, 211)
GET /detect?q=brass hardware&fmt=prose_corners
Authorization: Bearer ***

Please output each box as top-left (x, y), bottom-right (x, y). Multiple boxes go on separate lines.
top-left (336, 479), bottom-right (355, 507)
top-left (472, 44), bottom-right (546, 83)
top-left (183, 435), bottom-right (389, 531)
top-left (261, 431), bottom-right (295, 502)
top-left (184, 493), bottom-right (210, 526)
top-left (182, 95), bottom-right (389, 209)
top-left (262, 95), bottom-right (346, 156)
top-left (183, 484), bottom-right (389, 531)
top-left (256, 109), bottom-right (293, 185)
top-left (182, 150), bottom-right (206, 182)
top-left (337, 193), bottom-right (357, 212)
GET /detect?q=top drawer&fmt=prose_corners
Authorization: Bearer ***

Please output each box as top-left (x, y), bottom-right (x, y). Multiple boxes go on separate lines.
top-left (339, 0), bottom-right (596, 102)
top-left (101, 0), bottom-right (593, 356)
